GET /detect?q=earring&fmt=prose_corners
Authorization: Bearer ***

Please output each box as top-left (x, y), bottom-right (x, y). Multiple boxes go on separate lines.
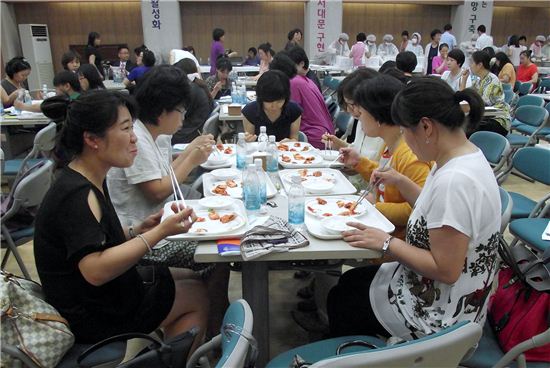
top-left (425, 139), bottom-right (430, 144)
top-left (94, 145), bottom-right (99, 149)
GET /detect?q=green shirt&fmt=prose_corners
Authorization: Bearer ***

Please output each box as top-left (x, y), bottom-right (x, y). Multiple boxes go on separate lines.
top-left (473, 73), bottom-right (511, 131)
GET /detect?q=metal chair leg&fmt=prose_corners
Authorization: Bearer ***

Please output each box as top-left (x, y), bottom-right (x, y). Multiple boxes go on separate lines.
top-left (1, 225), bottom-right (31, 279)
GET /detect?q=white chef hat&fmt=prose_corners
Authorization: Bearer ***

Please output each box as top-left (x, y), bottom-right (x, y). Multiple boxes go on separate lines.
top-left (367, 34), bottom-right (377, 42)
top-left (383, 34), bottom-right (394, 42)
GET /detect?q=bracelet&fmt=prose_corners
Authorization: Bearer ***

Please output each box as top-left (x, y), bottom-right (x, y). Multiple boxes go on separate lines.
top-left (381, 235), bottom-right (394, 257)
top-left (128, 226), bottom-right (137, 239)
top-left (136, 234), bottom-right (153, 253)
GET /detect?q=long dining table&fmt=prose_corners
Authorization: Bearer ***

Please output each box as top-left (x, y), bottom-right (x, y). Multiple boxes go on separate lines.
top-left (189, 149), bottom-right (390, 366)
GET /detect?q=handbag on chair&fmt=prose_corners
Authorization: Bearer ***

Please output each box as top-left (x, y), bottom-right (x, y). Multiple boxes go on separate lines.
top-left (0, 271), bottom-right (75, 368)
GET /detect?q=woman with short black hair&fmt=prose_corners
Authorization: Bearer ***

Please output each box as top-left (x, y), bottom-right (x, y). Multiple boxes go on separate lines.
top-left (460, 51), bottom-right (510, 136)
top-left (285, 28), bottom-right (303, 51)
top-left (34, 89), bottom-right (209, 352)
top-left (61, 50), bottom-right (81, 72)
top-left (1, 57), bottom-right (31, 107)
top-left (242, 70), bottom-right (302, 142)
top-left (205, 57), bottom-right (233, 99)
top-left (78, 64), bottom-right (105, 91)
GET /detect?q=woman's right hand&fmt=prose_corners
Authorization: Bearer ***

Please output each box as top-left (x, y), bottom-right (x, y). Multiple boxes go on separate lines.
top-left (370, 167), bottom-right (404, 187)
top-left (157, 205), bottom-right (197, 238)
top-left (461, 68), bottom-right (470, 80)
top-left (322, 133), bottom-right (348, 150)
top-left (339, 147), bottom-right (360, 168)
top-left (244, 132), bottom-right (257, 142)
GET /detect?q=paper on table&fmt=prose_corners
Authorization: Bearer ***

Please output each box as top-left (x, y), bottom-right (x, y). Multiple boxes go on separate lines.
top-left (542, 220), bottom-right (550, 241)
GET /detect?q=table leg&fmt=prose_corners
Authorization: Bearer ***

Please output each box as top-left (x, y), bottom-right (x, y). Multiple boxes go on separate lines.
top-left (241, 261), bottom-right (269, 367)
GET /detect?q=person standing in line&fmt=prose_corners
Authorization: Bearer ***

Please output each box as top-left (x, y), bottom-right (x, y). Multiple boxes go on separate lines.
top-left (424, 29), bottom-right (441, 75)
top-left (507, 35), bottom-right (525, 67)
top-left (285, 28), bottom-right (303, 51)
top-left (350, 33), bottom-right (368, 67)
top-left (440, 24), bottom-right (457, 50)
top-left (405, 32), bottom-right (424, 58)
top-left (85, 31), bottom-right (104, 77)
top-left (475, 25), bottom-right (494, 51)
top-left (530, 35), bottom-right (546, 58)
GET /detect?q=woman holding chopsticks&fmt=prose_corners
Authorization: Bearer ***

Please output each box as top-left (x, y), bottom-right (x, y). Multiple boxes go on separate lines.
top-left (339, 74), bottom-right (432, 239)
top-left (328, 77), bottom-right (500, 345)
top-left (34, 89), bottom-right (208, 354)
top-left (106, 65), bottom-right (229, 340)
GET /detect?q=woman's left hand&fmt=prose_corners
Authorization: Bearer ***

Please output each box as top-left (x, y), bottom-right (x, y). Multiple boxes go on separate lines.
top-left (342, 222), bottom-right (388, 251)
top-left (136, 210), bottom-right (164, 234)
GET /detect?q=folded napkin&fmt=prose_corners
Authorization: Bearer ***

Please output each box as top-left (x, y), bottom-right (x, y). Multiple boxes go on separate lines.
top-left (240, 216), bottom-right (309, 261)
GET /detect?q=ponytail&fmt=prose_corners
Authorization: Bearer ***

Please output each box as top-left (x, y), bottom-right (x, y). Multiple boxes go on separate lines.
top-left (391, 77), bottom-right (484, 132)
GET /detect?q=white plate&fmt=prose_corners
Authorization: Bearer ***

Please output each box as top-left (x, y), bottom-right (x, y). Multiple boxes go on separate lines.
top-left (302, 179), bottom-right (335, 194)
top-left (277, 142), bottom-right (314, 153)
top-left (281, 169), bottom-right (337, 184)
top-left (209, 179), bottom-right (243, 198)
top-left (203, 172), bottom-right (277, 199)
top-left (305, 197), bottom-right (367, 218)
top-left (190, 210), bottom-right (245, 235)
top-left (200, 159), bottom-right (234, 170)
top-left (213, 143), bottom-right (236, 156)
top-left (198, 196), bottom-right (235, 210)
top-left (279, 169), bottom-right (356, 196)
top-left (173, 144), bottom-right (188, 151)
top-left (210, 168), bottom-right (240, 181)
top-left (320, 150), bottom-right (340, 160)
top-left (279, 152), bottom-right (323, 168)
top-left (322, 216), bottom-right (365, 235)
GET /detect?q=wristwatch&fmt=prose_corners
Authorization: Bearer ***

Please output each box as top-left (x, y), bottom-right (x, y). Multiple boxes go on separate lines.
top-left (128, 225), bottom-right (137, 239)
top-left (381, 236), bottom-right (394, 257)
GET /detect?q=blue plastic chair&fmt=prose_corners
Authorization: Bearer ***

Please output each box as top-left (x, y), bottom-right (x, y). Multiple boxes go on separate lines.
top-left (510, 218), bottom-right (550, 252)
top-left (517, 82), bottom-right (532, 96)
top-left (187, 299), bottom-right (255, 368)
top-left (507, 147), bottom-right (550, 220)
top-left (322, 76), bottom-right (334, 96)
top-left (334, 111), bottom-right (354, 136)
top-left (504, 89), bottom-right (515, 104)
top-left (535, 78), bottom-right (550, 93)
top-left (298, 131), bottom-right (308, 143)
top-left (469, 131), bottom-right (511, 175)
top-left (1, 160), bottom-right (54, 279)
top-left (511, 95), bottom-right (545, 127)
top-left (3, 122), bottom-right (56, 179)
top-left (507, 106), bottom-right (549, 148)
top-left (499, 187), bottom-right (513, 233)
top-left (267, 321), bottom-right (481, 368)
top-left (502, 83), bottom-right (513, 91)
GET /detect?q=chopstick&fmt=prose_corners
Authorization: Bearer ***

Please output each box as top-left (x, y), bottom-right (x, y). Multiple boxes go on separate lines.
top-left (352, 158), bottom-right (393, 210)
top-left (325, 153), bottom-right (343, 167)
top-left (168, 166), bottom-right (186, 212)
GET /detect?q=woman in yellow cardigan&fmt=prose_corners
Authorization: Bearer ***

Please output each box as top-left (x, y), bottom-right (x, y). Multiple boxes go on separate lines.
top-left (341, 74), bottom-right (432, 239)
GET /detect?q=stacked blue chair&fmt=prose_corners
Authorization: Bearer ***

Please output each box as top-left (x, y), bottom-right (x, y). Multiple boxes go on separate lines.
top-left (266, 321), bottom-right (481, 368)
top-left (535, 78), bottom-right (550, 93)
top-left (517, 82), bottom-right (532, 96)
top-left (504, 89), bottom-right (515, 104)
top-left (507, 106), bottom-right (549, 148)
top-left (511, 95), bottom-right (545, 128)
top-left (334, 111), bottom-right (354, 137)
top-left (469, 131), bottom-right (511, 177)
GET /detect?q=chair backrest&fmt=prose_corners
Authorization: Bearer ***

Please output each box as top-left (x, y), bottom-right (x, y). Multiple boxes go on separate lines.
top-left (502, 83), bottom-right (513, 91)
top-left (518, 82), bottom-right (532, 95)
top-left (516, 94), bottom-right (545, 109)
top-left (327, 101), bottom-right (340, 122)
top-left (212, 101), bottom-right (221, 115)
top-left (513, 80), bottom-right (521, 92)
top-left (512, 147), bottom-right (550, 185)
top-left (536, 78), bottom-right (550, 93)
top-left (311, 321), bottom-right (482, 368)
top-left (334, 111), bottom-right (354, 134)
top-left (3, 160), bottom-right (54, 221)
top-left (203, 112), bottom-right (220, 139)
top-left (216, 299), bottom-right (254, 368)
top-left (15, 123), bottom-right (57, 178)
top-left (469, 131), bottom-right (510, 165)
top-left (499, 187), bottom-right (513, 233)
top-left (513, 105), bottom-right (548, 128)
top-left (298, 131), bottom-right (308, 143)
top-left (546, 101), bottom-right (550, 117)
top-left (504, 89), bottom-right (515, 104)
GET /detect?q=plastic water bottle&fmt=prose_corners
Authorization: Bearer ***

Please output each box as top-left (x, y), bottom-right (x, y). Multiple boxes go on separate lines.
top-left (288, 176), bottom-right (305, 231)
top-left (258, 126), bottom-right (268, 151)
top-left (254, 158), bottom-right (267, 210)
top-left (239, 84), bottom-right (247, 104)
top-left (266, 135), bottom-right (279, 173)
top-left (243, 163), bottom-right (261, 215)
top-left (13, 90), bottom-right (24, 115)
top-left (236, 132), bottom-right (247, 170)
top-left (42, 84), bottom-right (48, 99)
top-left (24, 90), bottom-right (32, 105)
top-left (231, 82), bottom-right (238, 103)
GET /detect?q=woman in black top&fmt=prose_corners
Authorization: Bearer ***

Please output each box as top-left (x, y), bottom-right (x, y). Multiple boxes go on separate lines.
top-left (426, 29), bottom-right (441, 75)
top-left (85, 31), bottom-right (104, 77)
top-left (78, 64), bottom-right (105, 91)
top-left (242, 70), bottom-right (302, 142)
top-left (1, 57), bottom-right (31, 107)
top-left (33, 90), bottom-right (208, 351)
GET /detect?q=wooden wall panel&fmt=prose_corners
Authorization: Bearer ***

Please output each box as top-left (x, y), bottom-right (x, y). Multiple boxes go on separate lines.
top-left (343, 3), bottom-right (451, 47)
top-left (180, 1), bottom-right (304, 63)
top-left (491, 6), bottom-right (550, 47)
top-left (13, 1), bottom-right (143, 74)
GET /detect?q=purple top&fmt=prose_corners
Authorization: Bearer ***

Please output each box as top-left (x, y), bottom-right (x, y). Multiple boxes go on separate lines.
top-left (210, 41), bottom-right (224, 75)
top-left (289, 75), bottom-right (334, 149)
top-left (431, 56), bottom-right (448, 74)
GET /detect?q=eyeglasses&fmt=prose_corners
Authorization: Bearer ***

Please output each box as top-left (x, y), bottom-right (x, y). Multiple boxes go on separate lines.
top-left (174, 107), bottom-right (186, 115)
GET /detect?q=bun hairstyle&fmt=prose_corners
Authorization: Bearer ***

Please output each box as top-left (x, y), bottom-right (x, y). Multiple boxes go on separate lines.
top-left (391, 77), bottom-right (484, 132)
top-left (5, 57), bottom-right (31, 78)
top-left (520, 50), bottom-right (532, 59)
top-left (258, 42), bottom-right (272, 55)
top-left (54, 90), bottom-right (136, 161)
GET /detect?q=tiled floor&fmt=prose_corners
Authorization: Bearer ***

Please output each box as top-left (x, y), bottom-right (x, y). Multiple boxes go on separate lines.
top-left (2, 173), bottom-right (549, 360)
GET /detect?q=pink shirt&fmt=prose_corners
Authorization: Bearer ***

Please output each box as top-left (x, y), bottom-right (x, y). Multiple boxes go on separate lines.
top-left (431, 56), bottom-right (448, 74)
top-left (350, 42), bottom-right (366, 66)
top-left (290, 75), bottom-right (334, 149)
